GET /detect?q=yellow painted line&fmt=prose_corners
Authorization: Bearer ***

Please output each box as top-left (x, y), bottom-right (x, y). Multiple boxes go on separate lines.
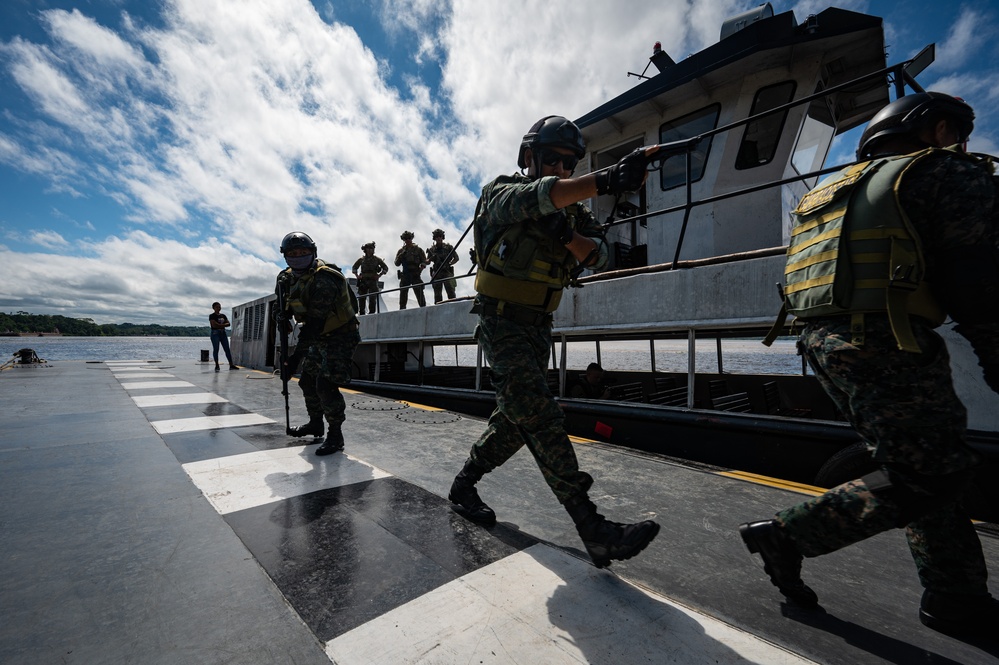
top-left (399, 400), bottom-right (445, 412)
top-left (718, 470), bottom-right (825, 496)
top-left (569, 435), bottom-right (600, 444)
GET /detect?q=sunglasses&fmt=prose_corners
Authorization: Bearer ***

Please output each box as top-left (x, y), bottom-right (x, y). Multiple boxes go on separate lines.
top-left (538, 150), bottom-right (579, 172)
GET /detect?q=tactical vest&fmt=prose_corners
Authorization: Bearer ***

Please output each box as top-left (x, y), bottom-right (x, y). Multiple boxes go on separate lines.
top-left (473, 205), bottom-right (581, 312)
top-left (764, 149), bottom-right (964, 352)
top-left (283, 261), bottom-right (358, 335)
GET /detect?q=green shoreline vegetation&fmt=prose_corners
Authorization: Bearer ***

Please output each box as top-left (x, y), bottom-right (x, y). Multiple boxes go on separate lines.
top-left (1, 312), bottom-right (209, 337)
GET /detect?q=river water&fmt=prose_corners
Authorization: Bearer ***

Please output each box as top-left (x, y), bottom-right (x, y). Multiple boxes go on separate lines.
top-left (0, 336), bottom-right (806, 375)
top-left (0, 336), bottom-right (210, 363)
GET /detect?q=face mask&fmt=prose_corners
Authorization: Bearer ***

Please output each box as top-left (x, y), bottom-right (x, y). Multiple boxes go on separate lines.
top-left (286, 254), bottom-right (315, 272)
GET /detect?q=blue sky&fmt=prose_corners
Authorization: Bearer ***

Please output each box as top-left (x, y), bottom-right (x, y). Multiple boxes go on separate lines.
top-left (1, 0), bottom-right (997, 326)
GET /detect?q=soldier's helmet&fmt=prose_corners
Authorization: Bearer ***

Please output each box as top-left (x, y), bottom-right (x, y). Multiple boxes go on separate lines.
top-left (432, 228), bottom-right (445, 239)
top-left (362, 242), bottom-right (375, 251)
top-left (857, 92), bottom-right (975, 159)
top-left (518, 115), bottom-right (586, 169)
top-left (400, 230), bottom-right (415, 240)
top-left (280, 231), bottom-right (317, 255)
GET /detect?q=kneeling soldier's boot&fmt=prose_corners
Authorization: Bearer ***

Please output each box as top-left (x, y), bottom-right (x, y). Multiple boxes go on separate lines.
top-left (739, 520), bottom-right (818, 608)
top-left (448, 458), bottom-right (496, 524)
top-left (289, 415), bottom-right (324, 438)
top-left (566, 495), bottom-right (660, 568)
top-left (315, 422), bottom-right (344, 456)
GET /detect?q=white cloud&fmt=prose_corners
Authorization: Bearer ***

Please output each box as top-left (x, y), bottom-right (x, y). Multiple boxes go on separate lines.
top-left (27, 230), bottom-right (70, 249)
top-left (934, 6), bottom-right (990, 71)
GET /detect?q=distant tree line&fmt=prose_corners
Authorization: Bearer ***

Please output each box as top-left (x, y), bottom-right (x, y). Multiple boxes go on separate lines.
top-left (0, 312), bottom-right (209, 337)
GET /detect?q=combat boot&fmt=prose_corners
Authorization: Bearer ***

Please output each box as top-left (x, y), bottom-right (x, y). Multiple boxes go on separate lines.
top-left (739, 520), bottom-right (818, 608)
top-left (315, 422), bottom-right (344, 456)
top-left (288, 416), bottom-right (324, 438)
top-left (565, 496), bottom-right (660, 568)
top-left (448, 458), bottom-right (496, 525)
top-left (919, 590), bottom-right (999, 638)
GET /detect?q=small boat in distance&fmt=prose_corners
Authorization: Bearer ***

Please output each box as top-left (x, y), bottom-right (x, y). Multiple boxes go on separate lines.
top-left (230, 3), bottom-right (999, 522)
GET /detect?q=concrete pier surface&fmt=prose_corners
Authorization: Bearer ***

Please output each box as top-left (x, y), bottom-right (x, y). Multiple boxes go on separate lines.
top-left (2, 358), bottom-right (996, 664)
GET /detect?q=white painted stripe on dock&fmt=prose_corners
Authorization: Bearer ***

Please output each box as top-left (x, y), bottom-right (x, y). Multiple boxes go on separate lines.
top-left (111, 368), bottom-right (173, 379)
top-left (105, 361), bottom-right (160, 365)
top-left (150, 413), bottom-right (273, 434)
top-left (182, 448), bottom-right (391, 514)
top-left (111, 367), bottom-right (166, 372)
top-left (132, 393), bottom-right (228, 408)
top-left (120, 380), bottom-right (196, 390)
top-left (326, 543), bottom-right (817, 665)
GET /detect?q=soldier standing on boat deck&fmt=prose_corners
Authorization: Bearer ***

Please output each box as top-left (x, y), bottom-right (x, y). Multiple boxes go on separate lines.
top-left (426, 228), bottom-right (459, 303)
top-left (741, 92), bottom-right (999, 637)
top-left (447, 114), bottom-right (661, 568)
top-left (394, 231), bottom-right (427, 309)
top-left (275, 231), bottom-right (361, 456)
top-left (352, 242), bottom-right (389, 315)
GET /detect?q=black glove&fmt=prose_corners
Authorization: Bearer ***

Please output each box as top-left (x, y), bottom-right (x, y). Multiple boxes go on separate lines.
top-left (595, 147), bottom-right (648, 195)
top-left (538, 211), bottom-right (574, 244)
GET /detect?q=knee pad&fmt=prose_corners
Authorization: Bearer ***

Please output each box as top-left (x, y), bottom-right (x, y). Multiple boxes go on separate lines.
top-left (862, 467), bottom-right (973, 526)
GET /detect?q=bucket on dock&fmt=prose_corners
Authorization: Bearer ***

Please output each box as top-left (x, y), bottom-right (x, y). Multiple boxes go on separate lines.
top-left (200, 349), bottom-right (210, 362)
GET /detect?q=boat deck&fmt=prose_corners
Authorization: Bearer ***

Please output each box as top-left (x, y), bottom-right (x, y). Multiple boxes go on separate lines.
top-left (1, 359), bottom-right (996, 664)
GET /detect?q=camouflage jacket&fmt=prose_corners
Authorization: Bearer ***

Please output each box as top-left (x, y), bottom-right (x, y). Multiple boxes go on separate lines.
top-left (352, 254), bottom-right (389, 279)
top-left (394, 245), bottom-right (427, 274)
top-left (426, 242), bottom-right (458, 276)
top-left (897, 149), bottom-right (999, 364)
top-left (472, 172), bottom-right (609, 272)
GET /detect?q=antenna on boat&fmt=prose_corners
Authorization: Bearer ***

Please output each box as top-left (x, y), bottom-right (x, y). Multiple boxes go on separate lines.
top-left (628, 42), bottom-right (675, 81)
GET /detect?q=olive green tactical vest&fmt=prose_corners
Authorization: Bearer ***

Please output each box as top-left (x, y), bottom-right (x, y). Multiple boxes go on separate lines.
top-left (284, 261), bottom-right (358, 335)
top-left (766, 149), bottom-right (955, 352)
top-left (474, 205), bottom-right (581, 312)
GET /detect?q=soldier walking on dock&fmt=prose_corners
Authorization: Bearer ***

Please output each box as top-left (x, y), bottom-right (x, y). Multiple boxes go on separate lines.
top-left (742, 92), bottom-right (999, 637)
top-left (447, 114), bottom-right (660, 568)
top-left (276, 232), bottom-right (361, 456)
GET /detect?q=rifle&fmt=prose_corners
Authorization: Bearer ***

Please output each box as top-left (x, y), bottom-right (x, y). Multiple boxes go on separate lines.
top-left (275, 285), bottom-right (292, 435)
top-left (636, 136), bottom-right (703, 172)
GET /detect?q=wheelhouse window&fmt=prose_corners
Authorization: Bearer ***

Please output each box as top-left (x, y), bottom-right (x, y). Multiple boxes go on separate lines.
top-left (735, 81), bottom-right (796, 169)
top-left (658, 104), bottom-right (720, 190)
top-left (791, 96), bottom-right (836, 187)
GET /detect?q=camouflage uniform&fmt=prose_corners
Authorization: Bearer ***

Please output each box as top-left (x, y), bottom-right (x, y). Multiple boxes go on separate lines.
top-left (276, 264), bottom-right (361, 430)
top-left (352, 253), bottom-right (388, 314)
top-left (468, 172), bottom-right (609, 503)
top-left (775, 149), bottom-right (999, 595)
top-left (394, 244), bottom-right (427, 308)
top-left (426, 241), bottom-right (459, 303)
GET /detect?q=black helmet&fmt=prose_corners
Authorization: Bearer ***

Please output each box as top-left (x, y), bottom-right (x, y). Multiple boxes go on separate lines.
top-left (280, 231), bottom-right (316, 255)
top-left (362, 241), bottom-right (375, 251)
top-left (517, 115), bottom-right (586, 169)
top-left (400, 230), bottom-right (414, 240)
top-left (857, 92), bottom-right (974, 159)
top-left (432, 228), bottom-right (445, 238)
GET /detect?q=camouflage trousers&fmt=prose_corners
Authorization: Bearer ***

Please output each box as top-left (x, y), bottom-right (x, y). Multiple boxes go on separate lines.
top-left (298, 327), bottom-right (361, 427)
top-left (776, 315), bottom-right (987, 594)
top-left (357, 277), bottom-right (380, 314)
top-left (468, 313), bottom-right (593, 504)
top-left (399, 274), bottom-right (426, 308)
top-left (430, 272), bottom-right (457, 303)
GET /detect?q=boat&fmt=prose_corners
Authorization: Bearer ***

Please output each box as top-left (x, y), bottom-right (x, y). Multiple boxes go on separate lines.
top-left (230, 3), bottom-right (999, 521)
